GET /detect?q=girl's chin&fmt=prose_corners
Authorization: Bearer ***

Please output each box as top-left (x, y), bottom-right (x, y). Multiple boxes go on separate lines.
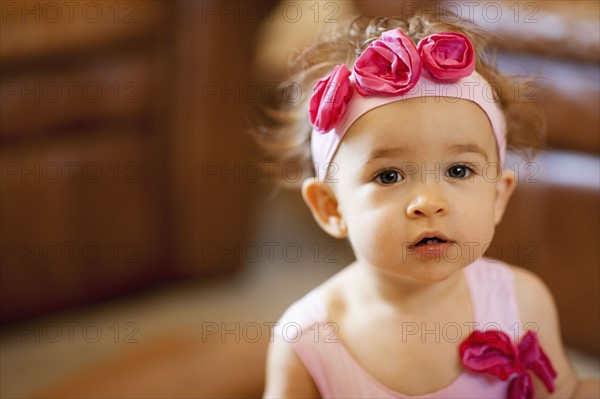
top-left (376, 260), bottom-right (469, 283)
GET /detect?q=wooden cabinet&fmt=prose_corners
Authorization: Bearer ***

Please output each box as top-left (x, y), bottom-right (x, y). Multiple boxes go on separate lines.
top-left (1, 1), bottom-right (260, 322)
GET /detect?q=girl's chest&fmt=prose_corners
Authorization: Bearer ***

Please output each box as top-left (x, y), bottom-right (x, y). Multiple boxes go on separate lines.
top-left (333, 302), bottom-right (475, 396)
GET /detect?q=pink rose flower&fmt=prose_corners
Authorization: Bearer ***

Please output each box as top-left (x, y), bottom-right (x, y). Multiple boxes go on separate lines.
top-left (417, 32), bottom-right (475, 81)
top-left (309, 64), bottom-right (353, 132)
top-left (459, 330), bottom-right (521, 380)
top-left (353, 28), bottom-right (422, 95)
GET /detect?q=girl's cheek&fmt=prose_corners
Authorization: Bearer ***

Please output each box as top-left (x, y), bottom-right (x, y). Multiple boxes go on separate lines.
top-left (348, 212), bottom-right (393, 252)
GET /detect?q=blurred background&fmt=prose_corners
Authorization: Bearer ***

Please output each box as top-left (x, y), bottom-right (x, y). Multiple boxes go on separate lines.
top-left (0, 1), bottom-right (598, 397)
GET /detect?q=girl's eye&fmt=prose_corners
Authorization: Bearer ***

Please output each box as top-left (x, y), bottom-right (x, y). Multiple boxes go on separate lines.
top-left (446, 164), bottom-right (473, 179)
top-left (375, 169), bottom-right (404, 185)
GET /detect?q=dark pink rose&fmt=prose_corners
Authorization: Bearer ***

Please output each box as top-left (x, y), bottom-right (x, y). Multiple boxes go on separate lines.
top-left (309, 64), bottom-right (353, 132)
top-left (353, 28), bottom-right (422, 95)
top-left (459, 330), bottom-right (521, 380)
top-left (508, 373), bottom-right (534, 399)
top-left (417, 32), bottom-right (475, 81)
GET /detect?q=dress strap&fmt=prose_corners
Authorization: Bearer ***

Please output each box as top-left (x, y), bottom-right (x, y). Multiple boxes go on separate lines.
top-left (463, 257), bottom-right (523, 340)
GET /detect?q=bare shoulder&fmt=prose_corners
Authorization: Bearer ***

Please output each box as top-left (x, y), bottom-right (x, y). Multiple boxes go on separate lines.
top-left (263, 285), bottom-right (329, 398)
top-left (262, 264), bottom-right (359, 398)
top-left (507, 263), bottom-right (562, 352)
top-left (265, 262), bottom-right (374, 398)
top-left (506, 263), bottom-right (580, 398)
top-left (263, 333), bottom-right (320, 398)
top-left (508, 264), bottom-right (553, 317)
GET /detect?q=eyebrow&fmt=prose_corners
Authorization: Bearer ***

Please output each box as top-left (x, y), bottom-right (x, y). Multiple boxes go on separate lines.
top-left (362, 142), bottom-right (489, 166)
top-left (369, 147), bottom-right (405, 160)
top-left (365, 147), bottom-right (406, 162)
top-left (445, 143), bottom-right (489, 161)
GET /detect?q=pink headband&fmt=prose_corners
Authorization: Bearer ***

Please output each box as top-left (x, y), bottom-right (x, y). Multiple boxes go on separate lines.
top-left (309, 29), bottom-right (507, 182)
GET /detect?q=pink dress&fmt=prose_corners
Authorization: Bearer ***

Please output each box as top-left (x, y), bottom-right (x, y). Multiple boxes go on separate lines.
top-left (273, 257), bottom-right (525, 398)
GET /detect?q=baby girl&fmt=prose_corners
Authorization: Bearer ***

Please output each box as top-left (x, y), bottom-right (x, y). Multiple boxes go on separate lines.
top-left (253, 12), bottom-right (600, 399)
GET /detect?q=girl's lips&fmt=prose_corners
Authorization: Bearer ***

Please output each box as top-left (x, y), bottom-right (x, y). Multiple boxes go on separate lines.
top-left (414, 237), bottom-right (447, 247)
top-left (407, 233), bottom-right (457, 258)
top-left (409, 232), bottom-right (452, 249)
top-left (411, 241), bottom-right (454, 254)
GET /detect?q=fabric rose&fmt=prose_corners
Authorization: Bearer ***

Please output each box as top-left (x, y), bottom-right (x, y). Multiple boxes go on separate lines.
top-left (353, 28), bottom-right (422, 96)
top-left (309, 64), bottom-right (354, 132)
top-left (459, 329), bottom-right (557, 399)
top-left (459, 329), bottom-right (522, 380)
top-left (417, 32), bottom-right (475, 81)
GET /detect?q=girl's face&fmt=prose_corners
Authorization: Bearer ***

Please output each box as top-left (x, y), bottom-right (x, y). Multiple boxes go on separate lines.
top-left (303, 97), bottom-right (516, 284)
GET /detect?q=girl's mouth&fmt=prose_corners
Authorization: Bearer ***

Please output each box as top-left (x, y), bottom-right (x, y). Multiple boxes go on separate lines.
top-left (414, 237), bottom-right (448, 247)
top-left (407, 232), bottom-right (454, 256)
top-left (409, 236), bottom-right (453, 257)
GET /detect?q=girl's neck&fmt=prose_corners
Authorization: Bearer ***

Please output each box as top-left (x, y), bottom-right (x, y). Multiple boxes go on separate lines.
top-left (352, 261), bottom-right (468, 315)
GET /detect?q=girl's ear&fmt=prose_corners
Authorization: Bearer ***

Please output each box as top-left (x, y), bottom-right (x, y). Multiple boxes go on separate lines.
top-left (301, 178), bottom-right (347, 239)
top-left (494, 169), bottom-right (517, 225)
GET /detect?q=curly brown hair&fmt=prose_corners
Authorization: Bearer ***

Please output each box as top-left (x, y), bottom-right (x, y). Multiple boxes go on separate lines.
top-left (249, 12), bottom-right (545, 190)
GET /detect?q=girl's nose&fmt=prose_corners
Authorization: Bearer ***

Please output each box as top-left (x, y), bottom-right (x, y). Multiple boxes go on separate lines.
top-left (406, 194), bottom-right (447, 218)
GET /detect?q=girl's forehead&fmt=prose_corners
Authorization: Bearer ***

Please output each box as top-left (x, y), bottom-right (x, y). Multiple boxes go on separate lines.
top-left (338, 98), bottom-right (498, 164)
top-left (344, 98), bottom-right (495, 147)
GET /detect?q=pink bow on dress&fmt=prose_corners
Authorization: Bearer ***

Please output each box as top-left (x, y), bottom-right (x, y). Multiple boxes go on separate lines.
top-left (459, 329), bottom-right (558, 399)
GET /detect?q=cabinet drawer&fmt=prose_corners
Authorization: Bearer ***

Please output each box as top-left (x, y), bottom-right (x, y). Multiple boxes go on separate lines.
top-left (1, 1), bottom-right (166, 64)
top-left (1, 129), bottom-right (161, 322)
top-left (1, 53), bottom-right (154, 137)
